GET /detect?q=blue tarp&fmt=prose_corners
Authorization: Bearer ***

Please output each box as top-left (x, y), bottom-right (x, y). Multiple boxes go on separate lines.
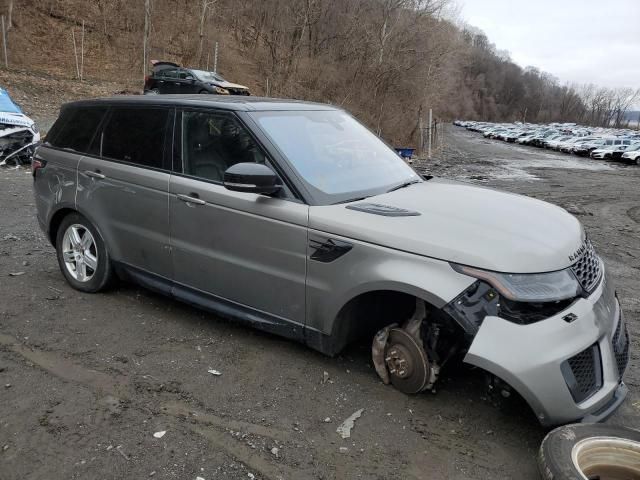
top-left (0, 88), bottom-right (22, 114)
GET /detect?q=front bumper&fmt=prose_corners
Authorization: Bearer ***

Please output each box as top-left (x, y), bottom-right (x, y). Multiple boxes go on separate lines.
top-left (464, 270), bottom-right (628, 426)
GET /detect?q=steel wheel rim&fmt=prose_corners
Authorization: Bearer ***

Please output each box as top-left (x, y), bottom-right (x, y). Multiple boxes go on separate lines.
top-left (571, 436), bottom-right (640, 480)
top-left (62, 224), bottom-right (98, 282)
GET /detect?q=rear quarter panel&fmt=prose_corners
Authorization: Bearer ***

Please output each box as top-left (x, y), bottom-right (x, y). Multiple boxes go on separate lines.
top-left (33, 145), bottom-right (82, 238)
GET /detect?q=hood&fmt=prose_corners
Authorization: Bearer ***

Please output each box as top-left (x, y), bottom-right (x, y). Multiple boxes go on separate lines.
top-left (212, 80), bottom-right (248, 90)
top-left (0, 111), bottom-right (34, 128)
top-left (308, 178), bottom-right (584, 273)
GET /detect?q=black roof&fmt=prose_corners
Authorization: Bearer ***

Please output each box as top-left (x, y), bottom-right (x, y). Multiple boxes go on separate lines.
top-left (64, 95), bottom-right (339, 112)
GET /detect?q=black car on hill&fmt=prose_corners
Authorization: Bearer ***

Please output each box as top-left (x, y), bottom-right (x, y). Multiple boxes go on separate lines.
top-left (143, 61), bottom-right (250, 96)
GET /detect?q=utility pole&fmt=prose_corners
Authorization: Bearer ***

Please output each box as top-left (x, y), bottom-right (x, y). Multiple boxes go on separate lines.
top-left (80, 20), bottom-right (85, 81)
top-left (72, 28), bottom-right (80, 79)
top-left (143, 0), bottom-right (151, 83)
top-left (427, 108), bottom-right (432, 159)
top-left (1, 16), bottom-right (7, 68)
top-left (419, 116), bottom-right (423, 157)
top-left (266, 77), bottom-right (270, 97)
top-left (213, 41), bottom-right (218, 73)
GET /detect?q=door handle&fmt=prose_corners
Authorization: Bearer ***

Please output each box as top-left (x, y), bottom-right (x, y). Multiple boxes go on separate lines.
top-left (85, 170), bottom-right (106, 179)
top-left (177, 193), bottom-right (205, 205)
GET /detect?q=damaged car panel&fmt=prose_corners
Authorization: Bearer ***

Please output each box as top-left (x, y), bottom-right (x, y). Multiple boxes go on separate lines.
top-left (465, 269), bottom-right (628, 426)
top-left (34, 96), bottom-right (628, 427)
top-left (0, 88), bottom-right (40, 166)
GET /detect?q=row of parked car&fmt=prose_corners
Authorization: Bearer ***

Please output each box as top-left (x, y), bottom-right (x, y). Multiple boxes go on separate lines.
top-left (453, 120), bottom-right (640, 165)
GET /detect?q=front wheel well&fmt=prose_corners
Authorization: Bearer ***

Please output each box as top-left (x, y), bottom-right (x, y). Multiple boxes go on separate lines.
top-left (48, 208), bottom-right (77, 247)
top-left (330, 290), bottom-right (427, 354)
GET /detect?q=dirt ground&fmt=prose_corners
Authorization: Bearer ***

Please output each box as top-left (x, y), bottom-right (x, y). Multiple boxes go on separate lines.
top-left (0, 124), bottom-right (638, 480)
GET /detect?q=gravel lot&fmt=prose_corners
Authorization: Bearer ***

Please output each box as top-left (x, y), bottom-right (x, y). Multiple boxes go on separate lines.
top-left (0, 125), bottom-right (638, 479)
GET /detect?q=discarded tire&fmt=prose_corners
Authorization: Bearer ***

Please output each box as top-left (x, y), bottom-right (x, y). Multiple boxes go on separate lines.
top-left (538, 423), bottom-right (640, 480)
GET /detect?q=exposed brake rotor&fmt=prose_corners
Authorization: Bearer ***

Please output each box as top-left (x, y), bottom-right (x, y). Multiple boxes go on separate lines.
top-left (384, 328), bottom-right (430, 394)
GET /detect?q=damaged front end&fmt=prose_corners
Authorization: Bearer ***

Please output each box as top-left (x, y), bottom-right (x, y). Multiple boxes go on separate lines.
top-left (0, 90), bottom-right (40, 167)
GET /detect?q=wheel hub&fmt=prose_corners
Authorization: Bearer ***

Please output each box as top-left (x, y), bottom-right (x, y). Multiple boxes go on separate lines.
top-left (384, 329), bottom-right (430, 394)
top-left (385, 344), bottom-right (414, 379)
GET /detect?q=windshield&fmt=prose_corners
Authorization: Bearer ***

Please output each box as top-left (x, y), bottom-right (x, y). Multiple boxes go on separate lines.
top-left (190, 69), bottom-right (226, 82)
top-left (250, 110), bottom-right (421, 204)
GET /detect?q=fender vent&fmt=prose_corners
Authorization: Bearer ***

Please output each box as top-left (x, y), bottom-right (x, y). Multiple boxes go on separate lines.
top-left (309, 237), bottom-right (352, 263)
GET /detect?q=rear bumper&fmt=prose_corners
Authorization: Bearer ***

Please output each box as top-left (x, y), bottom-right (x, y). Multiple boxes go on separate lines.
top-left (464, 269), bottom-right (628, 426)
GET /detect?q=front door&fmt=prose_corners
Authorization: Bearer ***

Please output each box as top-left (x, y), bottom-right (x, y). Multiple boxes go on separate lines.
top-left (169, 109), bottom-right (308, 328)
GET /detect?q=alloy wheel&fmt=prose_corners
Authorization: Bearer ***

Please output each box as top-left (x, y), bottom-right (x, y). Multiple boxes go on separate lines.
top-left (61, 224), bottom-right (98, 282)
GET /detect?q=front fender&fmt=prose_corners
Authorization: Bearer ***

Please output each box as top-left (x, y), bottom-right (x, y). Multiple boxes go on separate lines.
top-left (305, 233), bottom-right (475, 336)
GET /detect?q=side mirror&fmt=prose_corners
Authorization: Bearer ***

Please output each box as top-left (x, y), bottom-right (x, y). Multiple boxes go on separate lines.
top-left (223, 163), bottom-right (282, 195)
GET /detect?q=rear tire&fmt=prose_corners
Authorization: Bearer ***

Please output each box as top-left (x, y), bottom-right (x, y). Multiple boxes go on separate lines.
top-left (55, 213), bottom-right (114, 293)
top-left (538, 423), bottom-right (640, 480)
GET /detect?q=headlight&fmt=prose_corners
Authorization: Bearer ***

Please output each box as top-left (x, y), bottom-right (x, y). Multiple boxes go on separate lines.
top-left (214, 86), bottom-right (230, 94)
top-left (444, 264), bottom-right (581, 332)
top-left (450, 264), bottom-right (580, 302)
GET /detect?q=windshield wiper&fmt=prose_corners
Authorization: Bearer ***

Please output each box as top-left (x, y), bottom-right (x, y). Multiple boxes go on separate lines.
top-left (386, 179), bottom-right (422, 193)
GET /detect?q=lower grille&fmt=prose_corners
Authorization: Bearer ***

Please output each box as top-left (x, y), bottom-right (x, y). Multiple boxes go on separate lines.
top-left (612, 317), bottom-right (630, 379)
top-left (561, 344), bottom-right (603, 404)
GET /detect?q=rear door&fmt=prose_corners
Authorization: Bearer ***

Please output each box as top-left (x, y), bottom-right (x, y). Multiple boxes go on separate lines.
top-left (168, 108), bottom-right (308, 327)
top-left (157, 68), bottom-right (179, 94)
top-left (77, 105), bottom-right (174, 279)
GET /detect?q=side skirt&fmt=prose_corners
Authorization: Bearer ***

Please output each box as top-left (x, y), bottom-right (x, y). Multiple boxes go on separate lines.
top-left (113, 262), bottom-right (306, 343)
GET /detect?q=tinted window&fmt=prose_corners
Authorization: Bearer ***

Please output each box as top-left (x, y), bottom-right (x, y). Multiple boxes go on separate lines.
top-left (159, 68), bottom-right (177, 79)
top-left (47, 107), bottom-right (106, 153)
top-left (101, 107), bottom-right (170, 169)
top-left (181, 111), bottom-right (266, 182)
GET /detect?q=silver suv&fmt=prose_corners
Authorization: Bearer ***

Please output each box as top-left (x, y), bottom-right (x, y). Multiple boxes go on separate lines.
top-left (33, 96), bottom-right (629, 426)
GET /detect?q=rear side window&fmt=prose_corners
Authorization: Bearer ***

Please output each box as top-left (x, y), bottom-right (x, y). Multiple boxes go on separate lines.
top-left (100, 107), bottom-right (170, 169)
top-left (47, 107), bottom-right (106, 153)
top-left (158, 68), bottom-right (177, 79)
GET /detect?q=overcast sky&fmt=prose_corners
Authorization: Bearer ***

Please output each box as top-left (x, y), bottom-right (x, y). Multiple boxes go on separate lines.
top-left (456, 0), bottom-right (640, 90)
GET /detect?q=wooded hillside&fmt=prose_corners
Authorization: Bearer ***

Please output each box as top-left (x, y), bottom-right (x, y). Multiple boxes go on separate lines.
top-left (2, 0), bottom-right (638, 144)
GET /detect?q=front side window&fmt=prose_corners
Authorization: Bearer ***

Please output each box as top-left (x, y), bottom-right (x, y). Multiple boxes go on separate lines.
top-left (181, 111), bottom-right (266, 182)
top-left (250, 110), bottom-right (420, 204)
top-left (191, 70), bottom-right (225, 82)
top-left (101, 107), bottom-right (170, 169)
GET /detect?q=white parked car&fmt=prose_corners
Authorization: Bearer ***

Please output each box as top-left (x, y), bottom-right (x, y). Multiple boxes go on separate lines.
top-left (621, 144), bottom-right (640, 165)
